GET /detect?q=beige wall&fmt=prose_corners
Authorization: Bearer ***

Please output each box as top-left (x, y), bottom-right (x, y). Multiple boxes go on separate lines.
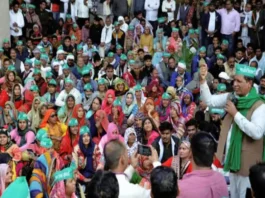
top-left (0, 1), bottom-right (10, 46)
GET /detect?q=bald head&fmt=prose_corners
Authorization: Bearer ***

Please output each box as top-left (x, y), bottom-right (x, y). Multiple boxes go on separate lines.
top-left (104, 139), bottom-right (126, 170)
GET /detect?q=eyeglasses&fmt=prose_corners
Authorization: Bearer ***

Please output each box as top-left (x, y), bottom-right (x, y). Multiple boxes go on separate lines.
top-left (50, 114), bottom-right (57, 118)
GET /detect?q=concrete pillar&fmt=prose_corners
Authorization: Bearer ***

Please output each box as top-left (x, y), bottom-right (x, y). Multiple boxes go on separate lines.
top-left (0, 1), bottom-right (10, 46)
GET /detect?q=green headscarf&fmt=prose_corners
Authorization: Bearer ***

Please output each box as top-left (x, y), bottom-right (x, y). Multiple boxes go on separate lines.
top-left (224, 88), bottom-right (265, 172)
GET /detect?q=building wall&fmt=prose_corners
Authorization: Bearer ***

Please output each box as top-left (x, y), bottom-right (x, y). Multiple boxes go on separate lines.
top-left (0, 1), bottom-right (10, 46)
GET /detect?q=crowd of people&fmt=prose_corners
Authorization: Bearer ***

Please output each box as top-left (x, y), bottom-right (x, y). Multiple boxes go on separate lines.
top-left (1, 0), bottom-right (265, 197)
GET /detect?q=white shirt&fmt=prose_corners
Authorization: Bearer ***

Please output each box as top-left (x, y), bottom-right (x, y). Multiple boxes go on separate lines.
top-left (100, 25), bottom-right (114, 44)
top-left (200, 81), bottom-right (265, 160)
top-left (9, 9), bottom-right (25, 37)
top-left (145, 0), bottom-right (160, 21)
top-left (75, 0), bottom-right (92, 18)
top-left (120, 23), bottom-right (128, 33)
top-left (55, 87), bottom-right (82, 107)
top-left (162, 0), bottom-right (176, 22)
top-left (208, 12), bottom-right (216, 32)
top-left (117, 163), bottom-right (161, 198)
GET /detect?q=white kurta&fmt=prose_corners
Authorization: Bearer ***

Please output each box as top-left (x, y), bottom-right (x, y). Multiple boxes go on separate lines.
top-left (55, 88), bottom-right (82, 107)
top-left (9, 9), bottom-right (25, 37)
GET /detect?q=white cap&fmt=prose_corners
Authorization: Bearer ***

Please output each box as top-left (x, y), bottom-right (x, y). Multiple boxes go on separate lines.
top-left (218, 72), bottom-right (230, 80)
top-left (52, 61), bottom-right (60, 67)
top-left (118, 16), bottom-right (124, 21)
top-left (66, 54), bottom-right (75, 61)
top-left (57, 49), bottom-right (65, 55)
top-left (178, 62), bottom-right (186, 70)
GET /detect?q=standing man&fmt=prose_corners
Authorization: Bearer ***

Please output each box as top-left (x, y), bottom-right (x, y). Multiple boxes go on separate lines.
top-left (218, 0), bottom-right (240, 56)
top-left (145, 0), bottom-right (160, 33)
top-left (162, 0), bottom-right (176, 22)
top-left (75, 0), bottom-right (92, 29)
top-left (177, 0), bottom-right (190, 25)
top-left (9, 1), bottom-right (25, 41)
top-left (99, 16), bottom-right (113, 58)
top-left (200, 63), bottom-right (265, 198)
top-left (37, 1), bottom-right (50, 36)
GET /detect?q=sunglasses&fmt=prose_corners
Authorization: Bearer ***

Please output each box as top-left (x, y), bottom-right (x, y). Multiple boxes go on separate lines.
top-left (50, 114), bottom-right (57, 118)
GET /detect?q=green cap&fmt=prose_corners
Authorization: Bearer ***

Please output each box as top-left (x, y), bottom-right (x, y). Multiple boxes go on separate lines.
top-left (30, 84), bottom-right (39, 92)
top-left (52, 167), bottom-right (75, 186)
top-left (116, 44), bottom-right (123, 50)
top-left (40, 137), bottom-right (53, 149)
top-left (156, 28), bottom-right (163, 34)
top-left (162, 92), bottom-right (172, 100)
top-left (114, 21), bottom-right (119, 26)
top-left (40, 54), bottom-right (49, 61)
top-left (48, 79), bottom-right (57, 86)
top-left (199, 46), bottom-right (206, 52)
top-left (16, 40), bottom-right (23, 46)
top-left (62, 64), bottom-right (70, 70)
top-left (28, 4), bottom-right (36, 9)
top-left (189, 29), bottom-right (195, 34)
top-left (91, 48), bottom-right (98, 53)
top-left (120, 54), bottom-right (127, 61)
top-left (34, 59), bottom-right (41, 65)
top-left (68, 118), bottom-right (78, 127)
top-left (46, 71), bottom-right (53, 78)
top-left (40, 48), bottom-right (46, 54)
top-left (0, 48), bottom-right (3, 52)
top-left (210, 108), bottom-right (225, 115)
top-left (21, 4), bottom-right (27, 8)
top-left (33, 68), bottom-right (41, 75)
top-left (80, 126), bottom-right (90, 136)
top-left (108, 52), bottom-right (114, 58)
top-left (65, 78), bottom-right (74, 85)
top-left (172, 28), bottom-right (179, 32)
top-left (133, 84), bottom-right (142, 91)
top-left (57, 45), bottom-right (63, 50)
top-left (235, 64), bottom-right (256, 78)
top-left (127, 50), bottom-right (133, 55)
top-left (77, 44), bottom-right (83, 51)
top-left (222, 40), bottom-right (229, 45)
top-left (25, 58), bottom-right (33, 66)
top-left (195, 29), bottom-right (200, 34)
top-left (66, 14), bottom-right (72, 19)
top-left (163, 52), bottom-right (171, 58)
top-left (3, 38), bottom-right (9, 43)
top-left (84, 83), bottom-right (92, 91)
top-left (217, 83), bottom-right (227, 91)
top-left (203, 1), bottom-right (209, 6)
top-left (2, 177), bottom-right (29, 198)
top-left (36, 129), bottom-right (48, 141)
top-left (128, 25), bottom-right (134, 31)
top-left (158, 17), bottom-right (165, 23)
top-left (217, 53), bottom-right (225, 60)
top-left (129, 59), bottom-right (135, 65)
top-left (82, 67), bottom-right (91, 76)
top-left (73, 24), bottom-right (78, 29)
top-left (98, 78), bottom-right (107, 85)
top-left (113, 99), bottom-right (122, 106)
top-left (18, 112), bottom-right (28, 121)
top-left (8, 65), bottom-right (16, 71)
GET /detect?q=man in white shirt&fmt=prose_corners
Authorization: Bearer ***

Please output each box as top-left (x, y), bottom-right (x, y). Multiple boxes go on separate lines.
top-left (55, 78), bottom-right (82, 107)
top-left (162, 0), bottom-right (176, 22)
top-left (99, 17), bottom-right (113, 58)
top-left (75, 0), bottom-right (92, 28)
top-left (145, 0), bottom-right (160, 31)
top-left (9, 1), bottom-right (25, 39)
top-left (104, 139), bottom-right (161, 198)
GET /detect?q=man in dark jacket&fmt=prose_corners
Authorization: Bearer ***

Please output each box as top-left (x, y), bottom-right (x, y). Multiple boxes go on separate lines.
top-left (37, 1), bottom-right (50, 36)
top-left (201, 2), bottom-right (221, 46)
top-left (152, 122), bottom-right (179, 163)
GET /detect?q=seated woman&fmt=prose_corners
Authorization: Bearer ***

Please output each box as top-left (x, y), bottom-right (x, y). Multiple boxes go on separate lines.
top-left (0, 127), bottom-right (21, 162)
top-left (174, 76), bottom-right (187, 99)
top-left (72, 126), bottom-right (101, 182)
top-left (162, 140), bottom-right (192, 179)
top-left (141, 98), bottom-right (160, 129)
top-left (169, 102), bottom-right (186, 138)
top-left (0, 101), bottom-right (18, 131)
top-left (157, 92), bottom-right (172, 122)
top-left (58, 94), bottom-right (76, 124)
top-left (92, 110), bottom-right (109, 144)
top-left (133, 84), bottom-right (146, 110)
top-left (71, 104), bottom-right (87, 129)
top-left (27, 97), bottom-right (41, 132)
top-left (181, 91), bottom-right (197, 122)
top-left (152, 29), bottom-right (168, 66)
top-left (140, 25), bottom-right (153, 54)
top-left (141, 117), bottom-right (159, 145)
top-left (1, 69), bottom-right (21, 97)
top-left (122, 91), bottom-right (138, 127)
top-left (60, 118), bottom-right (80, 166)
top-left (109, 100), bottom-right (124, 134)
top-left (39, 109), bottom-right (67, 152)
top-left (124, 127), bottom-right (138, 158)
top-left (114, 78), bottom-right (129, 99)
top-left (11, 83), bottom-right (24, 109)
top-left (98, 123), bottom-right (124, 154)
top-left (94, 78), bottom-right (108, 100)
top-left (0, 163), bottom-right (13, 197)
top-left (101, 89), bottom-right (115, 115)
top-left (10, 112), bottom-right (35, 152)
top-left (145, 80), bottom-right (163, 106)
